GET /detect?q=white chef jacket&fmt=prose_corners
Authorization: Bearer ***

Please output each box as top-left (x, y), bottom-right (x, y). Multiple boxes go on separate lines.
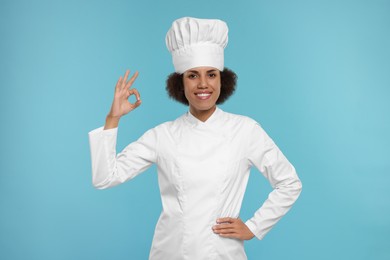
top-left (89, 107), bottom-right (302, 260)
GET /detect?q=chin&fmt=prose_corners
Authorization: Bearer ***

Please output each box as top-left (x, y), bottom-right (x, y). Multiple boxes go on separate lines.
top-left (193, 104), bottom-right (216, 112)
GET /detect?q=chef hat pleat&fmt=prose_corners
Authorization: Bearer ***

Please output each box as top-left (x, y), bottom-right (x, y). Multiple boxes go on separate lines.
top-left (166, 17), bottom-right (228, 74)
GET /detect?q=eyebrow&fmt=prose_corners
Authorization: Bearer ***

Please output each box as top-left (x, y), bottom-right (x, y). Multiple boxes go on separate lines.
top-left (187, 69), bottom-right (218, 74)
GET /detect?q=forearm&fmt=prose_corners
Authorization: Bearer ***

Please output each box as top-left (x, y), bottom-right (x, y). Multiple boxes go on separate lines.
top-left (104, 115), bottom-right (121, 130)
top-left (245, 176), bottom-right (302, 239)
top-left (89, 127), bottom-right (121, 189)
top-left (89, 124), bottom-right (157, 189)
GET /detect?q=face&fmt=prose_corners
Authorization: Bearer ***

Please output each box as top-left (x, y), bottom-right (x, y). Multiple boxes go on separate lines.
top-left (183, 67), bottom-right (221, 120)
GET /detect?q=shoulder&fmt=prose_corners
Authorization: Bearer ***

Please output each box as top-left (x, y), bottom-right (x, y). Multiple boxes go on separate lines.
top-left (220, 109), bottom-right (260, 128)
top-left (219, 109), bottom-right (272, 140)
top-left (144, 112), bottom-right (186, 135)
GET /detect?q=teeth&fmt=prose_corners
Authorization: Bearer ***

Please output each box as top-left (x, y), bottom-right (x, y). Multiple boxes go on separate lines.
top-left (197, 93), bottom-right (211, 97)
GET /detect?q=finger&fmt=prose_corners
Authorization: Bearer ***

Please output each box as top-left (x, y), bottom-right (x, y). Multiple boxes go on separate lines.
top-left (128, 88), bottom-right (141, 101)
top-left (213, 223), bottom-right (233, 230)
top-left (125, 71), bottom-right (139, 89)
top-left (119, 70), bottom-right (130, 90)
top-left (219, 233), bottom-right (239, 239)
top-left (217, 217), bottom-right (235, 224)
top-left (123, 70), bottom-right (130, 82)
top-left (132, 99), bottom-right (142, 109)
top-left (214, 227), bottom-right (236, 234)
top-left (115, 76), bottom-right (123, 91)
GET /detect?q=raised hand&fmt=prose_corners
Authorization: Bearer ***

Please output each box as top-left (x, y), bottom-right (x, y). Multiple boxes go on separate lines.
top-left (105, 70), bottom-right (141, 129)
top-left (212, 217), bottom-right (255, 240)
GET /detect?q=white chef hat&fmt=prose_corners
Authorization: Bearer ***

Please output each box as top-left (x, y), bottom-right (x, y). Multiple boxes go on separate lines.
top-left (165, 17), bottom-right (228, 74)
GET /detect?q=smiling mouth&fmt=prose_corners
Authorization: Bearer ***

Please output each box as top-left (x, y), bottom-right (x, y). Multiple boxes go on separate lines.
top-left (196, 93), bottom-right (211, 97)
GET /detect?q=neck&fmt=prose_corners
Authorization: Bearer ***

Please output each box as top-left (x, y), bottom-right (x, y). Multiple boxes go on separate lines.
top-left (190, 106), bottom-right (217, 122)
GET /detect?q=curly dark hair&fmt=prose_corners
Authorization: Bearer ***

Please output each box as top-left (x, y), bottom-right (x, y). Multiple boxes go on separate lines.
top-left (166, 68), bottom-right (237, 105)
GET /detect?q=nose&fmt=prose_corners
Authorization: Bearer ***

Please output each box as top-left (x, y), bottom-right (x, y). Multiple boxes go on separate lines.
top-left (198, 75), bottom-right (208, 88)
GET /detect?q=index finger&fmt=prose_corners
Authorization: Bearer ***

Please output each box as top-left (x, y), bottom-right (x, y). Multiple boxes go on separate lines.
top-left (216, 217), bottom-right (235, 224)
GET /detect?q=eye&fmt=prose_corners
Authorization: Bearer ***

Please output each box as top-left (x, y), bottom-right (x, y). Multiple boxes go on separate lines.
top-left (188, 73), bottom-right (198, 79)
top-left (208, 73), bottom-right (217, 78)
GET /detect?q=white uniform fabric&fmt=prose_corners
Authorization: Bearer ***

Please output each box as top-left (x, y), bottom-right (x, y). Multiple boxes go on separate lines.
top-left (88, 108), bottom-right (302, 260)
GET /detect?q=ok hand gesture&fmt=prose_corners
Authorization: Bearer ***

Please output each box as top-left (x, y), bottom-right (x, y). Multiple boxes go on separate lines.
top-left (105, 70), bottom-right (141, 129)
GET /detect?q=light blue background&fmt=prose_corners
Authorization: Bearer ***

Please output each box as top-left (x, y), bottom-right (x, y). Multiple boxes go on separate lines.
top-left (1, 0), bottom-right (389, 259)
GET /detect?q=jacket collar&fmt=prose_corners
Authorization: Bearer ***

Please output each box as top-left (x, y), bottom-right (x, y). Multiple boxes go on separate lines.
top-left (185, 107), bottom-right (223, 128)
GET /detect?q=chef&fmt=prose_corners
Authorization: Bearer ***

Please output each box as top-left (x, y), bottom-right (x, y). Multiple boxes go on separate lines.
top-left (89, 17), bottom-right (302, 260)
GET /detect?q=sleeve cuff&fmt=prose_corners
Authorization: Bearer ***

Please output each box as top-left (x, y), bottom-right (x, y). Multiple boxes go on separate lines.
top-left (88, 126), bottom-right (118, 136)
top-left (245, 219), bottom-right (265, 240)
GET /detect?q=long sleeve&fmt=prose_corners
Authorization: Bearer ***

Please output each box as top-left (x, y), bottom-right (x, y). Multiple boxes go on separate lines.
top-left (244, 123), bottom-right (302, 240)
top-left (88, 126), bottom-right (157, 189)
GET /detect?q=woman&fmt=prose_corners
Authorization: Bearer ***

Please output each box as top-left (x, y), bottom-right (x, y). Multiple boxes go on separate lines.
top-left (89, 17), bottom-right (302, 260)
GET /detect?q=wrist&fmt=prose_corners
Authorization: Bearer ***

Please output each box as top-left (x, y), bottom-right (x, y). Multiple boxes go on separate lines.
top-left (106, 114), bottom-right (121, 120)
top-left (104, 115), bottom-right (121, 130)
